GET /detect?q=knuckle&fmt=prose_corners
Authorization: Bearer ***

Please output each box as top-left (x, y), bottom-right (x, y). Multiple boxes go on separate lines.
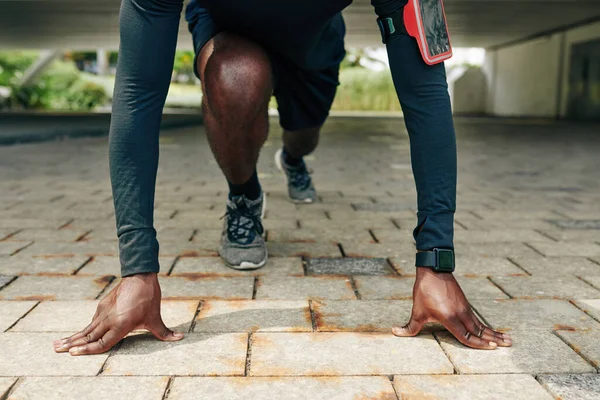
top-left (84, 334), bottom-right (93, 343)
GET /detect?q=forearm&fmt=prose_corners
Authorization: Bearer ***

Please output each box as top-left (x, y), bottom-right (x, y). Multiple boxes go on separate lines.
top-left (110, 0), bottom-right (183, 277)
top-left (372, 0), bottom-right (457, 251)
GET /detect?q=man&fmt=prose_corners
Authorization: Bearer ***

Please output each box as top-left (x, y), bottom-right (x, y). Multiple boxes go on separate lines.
top-left (53, 0), bottom-right (512, 356)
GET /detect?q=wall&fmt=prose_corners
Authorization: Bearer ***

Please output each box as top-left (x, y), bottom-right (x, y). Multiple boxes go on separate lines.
top-left (483, 20), bottom-right (600, 118)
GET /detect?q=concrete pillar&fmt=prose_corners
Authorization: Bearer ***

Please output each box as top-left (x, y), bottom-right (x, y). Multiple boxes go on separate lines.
top-left (97, 49), bottom-right (109, 76)
top-left (18, 50), bottom-right (61, 88)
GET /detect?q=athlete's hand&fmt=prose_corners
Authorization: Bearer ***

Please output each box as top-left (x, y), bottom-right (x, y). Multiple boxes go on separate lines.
top-left (53, 273), bottom-right (184, 356)
top-left (393, 267), bottom-right (512, 349)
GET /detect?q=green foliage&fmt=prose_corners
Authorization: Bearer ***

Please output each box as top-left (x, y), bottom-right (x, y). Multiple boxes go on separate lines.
top-left (173, 51), bottom-right (196, 84)
top-left (0, 51), bottom-right (39, 86)
top-left (0, 52), bottom-right (108, 111)
top-left (332, 67), bottom-right (401, 111)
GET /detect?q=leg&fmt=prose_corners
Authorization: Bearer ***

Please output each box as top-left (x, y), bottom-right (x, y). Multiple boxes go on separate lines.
top-left (371, 0), bottom-right (512, 349)
top-left (197, 32), bottom-right (272, 188)
top-left (196, 32), bottom-right (271, 269)
top-left (282, 127), bottom-right (320, 161)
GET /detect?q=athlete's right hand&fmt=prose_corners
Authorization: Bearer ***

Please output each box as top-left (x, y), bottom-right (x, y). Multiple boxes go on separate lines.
top-left (53, 272), bottom-right (184, 356)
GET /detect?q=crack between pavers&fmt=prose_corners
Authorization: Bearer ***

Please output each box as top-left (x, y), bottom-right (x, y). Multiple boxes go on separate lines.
top-left (487, 277), bottom-right (514, 299)
top-left (0, 229), bottom-right (22, 242)
top-left (469, 211), bottom-right (484, 220)
top-left (96, 340), bottom-right (123, 376)
top-left (166, 256), bottom-right (181, 276)
top-left (188, 301), bottom-right (204, 333)
top-left (1, 377), bottom-right (21, 400)
top-left (575, 275), bottom-right (600, 292)
top-left (244, 333), bottom-right (253, 376)
top-left (568, 299), bottom-right (600, 324)
top-left (75, 230), bottom-right (93, 242)
top-left (588, 257), bottom-right (600, 267)
top-left (308, 300), bottom-right (318, 332)
top-left (252, 277), bottom-right (259, 300)
top-left (552, 329), bottom-right (599, 370)
top-left (72, 256), bottom-right (94, 275)
top-left (0, 275), bottom-right (19, 293)
top-left (58, 219), bottom-right (75, 230)
top-left (4, 301), bottom-right (41, 332)
top-left (535, 374), bottom-right (569, 400)
top-left (337, 243), bottom-right (347, 258)
top-left (94, 276), bottom-right (117, 300)
top-left (188, 229), bottom-right (198, 242)
top-left (454, 219), bottom-right (469, 231)
top-left (388, 375), bottom-right (401, 400)
top-left (432, 332), bottom-right (459, 375)
top-left (506, 257), bottom-right (532, 276)
top-left (10, 241), bottom-right (34, 257)
top-left (523, 242), bottom-right (546, 257)
top-left (533, 229), bottom-right (559, 243)
top-left (368, 230), bottom-right (379, 244)
top-left (349, 276), bottom-right (362, 300)
top-left (169, 210), bottom-right (179, 219)
top-left (161, 376), bottom-right (175, 400)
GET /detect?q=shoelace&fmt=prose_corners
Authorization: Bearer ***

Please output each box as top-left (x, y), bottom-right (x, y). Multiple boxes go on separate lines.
top-left (287, 162), bottom-right (312, 190)
top-left (222, 201), bottom-right (264, 244)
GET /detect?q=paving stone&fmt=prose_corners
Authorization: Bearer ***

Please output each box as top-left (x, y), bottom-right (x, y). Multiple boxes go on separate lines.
top-left (102, 333), bottom-right (247, 376)
top-left (452, 242), bottom-right (540, 258)
top-left (393, 374), bottom-right (553, 400)
top-left (340, 241), bottom-right (415, 259)
top-left (490, 276), bottom-right (600, 299)
top-left (528, 241), bottom-right (600, 257)
top-left (266, 242), bottom-right (341, 258)
top-left (299, 219), bottom-right (397, 230)
top-left (17, 241), bottom-right (118, 257)
top-left (470, 299), bottom-right (596, 331)
top-left (0, 242), bottom-right (31, 256)
top-left (194, 300), bottom-right (311, 332)
top-left (312, 300), bottom-right (413, 332)
top-left (78, 256), bottom-right (177, 276)
top-left (158, 276), bottom-right (254, 300)
top-left (9, 228), bottom-right (87, 242)
top-left (541, 229), bottom-right (600, 241)
top-left (453, 229), bottom-right (551, 243)
top-left (548, 220), bottom-right (600, 229)
top-left (437, 330), bottom-right (595, 374)
top-left (556, 326), bottom-right (600, 369)
top-left (583, 275), bottom-right (600, 290)
top-left (510, 255), bottom-right (600, 276)
top-left (171, 257), bottom-right (304, 277)
top-left (354, 276), bottom-right (508, 300)
top-left (0, 276), bottom-right (112, 301)
top-left (12, 300), bottom-right (197, 332)
top-left (0, 378), bottom-right (16, 398)
top-left (306, 257), bottom-right (395, 276)
top-left (8, 377), bottom-right (169, 400)
top-left (0, 333), bottom-right (108, 376)
top-left (0, 301), bottom-right (37, 331)
top-left (266, 228), bottom-right (374, 244)
top-left (574, 299), bottom-right (600, 321)
top-left (538, 374), bottom-right (600, 400)
top-left (255, 276), bottom-right (356, 300)
top-left (168, 376), bottom-right (396, 400)
top-left (0, 255), bottom-right (89, 275)
top-left (0, 274), bottom-right (15, 289)
top-left (0, 219), bottom-right (69, 229)
top-left (250, 332), bottom-right (453, 376)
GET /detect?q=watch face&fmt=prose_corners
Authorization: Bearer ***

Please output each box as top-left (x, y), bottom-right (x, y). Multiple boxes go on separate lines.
top-left (437, 249), bottom-right (455, 270)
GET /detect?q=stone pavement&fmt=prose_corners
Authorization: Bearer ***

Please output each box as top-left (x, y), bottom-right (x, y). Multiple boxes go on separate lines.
top-left (1, 116), bottom-right (600, 399)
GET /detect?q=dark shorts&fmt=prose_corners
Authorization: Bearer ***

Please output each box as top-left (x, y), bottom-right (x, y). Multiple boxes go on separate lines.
top-left (185, 0), bottom-right (347, 131)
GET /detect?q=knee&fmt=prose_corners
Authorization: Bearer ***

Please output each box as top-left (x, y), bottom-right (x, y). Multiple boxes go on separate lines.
top-left (371, 0), bottom-right (407, 17)
top-left (203, 35), bottom-right (272, 112)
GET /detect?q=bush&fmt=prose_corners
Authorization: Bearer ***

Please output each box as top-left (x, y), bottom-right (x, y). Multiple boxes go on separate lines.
top-left (332, 67), bottom-right (401, 112)
top-left (0, 51), bottom-right (39, 86)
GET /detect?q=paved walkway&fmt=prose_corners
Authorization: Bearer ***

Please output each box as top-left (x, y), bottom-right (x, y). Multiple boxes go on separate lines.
top-left (0, 116), bottom-right (599, 399)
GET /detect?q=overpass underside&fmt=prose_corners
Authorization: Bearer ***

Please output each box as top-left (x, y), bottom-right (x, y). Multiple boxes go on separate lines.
top-left (1, 0), bottom-right (600, 120)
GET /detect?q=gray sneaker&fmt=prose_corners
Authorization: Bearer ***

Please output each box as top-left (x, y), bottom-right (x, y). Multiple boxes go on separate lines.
top-left (275, 148), bottom-right (317, 203)
top-left (219, 193), bottom-right (267, 270)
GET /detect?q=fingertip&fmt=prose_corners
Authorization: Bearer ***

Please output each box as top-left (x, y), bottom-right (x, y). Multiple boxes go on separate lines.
top-left (69, 346), bottom-right (81, 356)
top-left (488, 341), bottom-right (498, 349)
top-left (173, 331), bottom-right (184, 339)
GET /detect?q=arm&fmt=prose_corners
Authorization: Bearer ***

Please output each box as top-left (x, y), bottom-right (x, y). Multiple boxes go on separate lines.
top-left (54, 0), bottom-right (185, 356)
top-left (371, 0), bottom-right (511, 349)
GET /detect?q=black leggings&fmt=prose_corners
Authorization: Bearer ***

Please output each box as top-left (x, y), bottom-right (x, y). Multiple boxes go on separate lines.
top-left (109, 0), bottom-right (456, 277)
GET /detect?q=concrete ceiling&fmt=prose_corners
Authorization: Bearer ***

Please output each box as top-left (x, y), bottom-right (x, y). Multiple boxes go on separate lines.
top-left (1, 0), bottom-right (600, 50)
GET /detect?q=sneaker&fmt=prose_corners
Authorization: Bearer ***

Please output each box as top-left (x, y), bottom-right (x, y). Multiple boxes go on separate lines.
top-left (219, 193), bottom-right (267, 270)
top-left (275, 148), bottom-right (317, 203)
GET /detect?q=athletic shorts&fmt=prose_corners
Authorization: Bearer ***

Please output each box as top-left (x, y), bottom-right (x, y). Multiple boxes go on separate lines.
top-left (185, 0), bottom-right (348, 131)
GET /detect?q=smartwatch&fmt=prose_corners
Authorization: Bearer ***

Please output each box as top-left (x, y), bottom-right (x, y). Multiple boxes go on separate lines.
top-left (415, 248), bottom-right (455, 273)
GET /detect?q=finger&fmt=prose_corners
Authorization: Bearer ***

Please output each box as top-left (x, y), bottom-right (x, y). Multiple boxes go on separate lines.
top-left (56, 321), bottom-right (110, 353)
top-left (147, 318), bottom-right (184, 342)
top-left (444, 318), bottom-right (498, 350)
top-left (468, 312), bottom-right (512, 347)
top-left (392, 314), bottom-right (426, 337)
top-left (69, 329), bottom-right (122, 356)
top-left (53, 320), bottom-right (100, 352)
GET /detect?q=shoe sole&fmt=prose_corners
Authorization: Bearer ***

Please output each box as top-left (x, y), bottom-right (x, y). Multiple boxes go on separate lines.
top-left (274, 148), bottom-right (315, 204)
top-left (220, 193), bottom-right (268, 270)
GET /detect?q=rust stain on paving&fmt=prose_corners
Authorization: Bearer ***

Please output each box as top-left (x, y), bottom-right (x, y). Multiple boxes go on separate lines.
top-left (93, 275), bottom-right (115, 287)
top-left (163, 295), bottom-right (248, 301)
top-left (355, 392), bottom-right (399, 400)
top-left (554, 324), bottom-right (577, 331)
top-left (179, 250), bottom-right (219, 257)
top-left (33, 272), bottom-right (71, 277)
top-left (172, 273), bottom-right (225, 281)
top-left (14, 295), bottom-right (56, 301)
